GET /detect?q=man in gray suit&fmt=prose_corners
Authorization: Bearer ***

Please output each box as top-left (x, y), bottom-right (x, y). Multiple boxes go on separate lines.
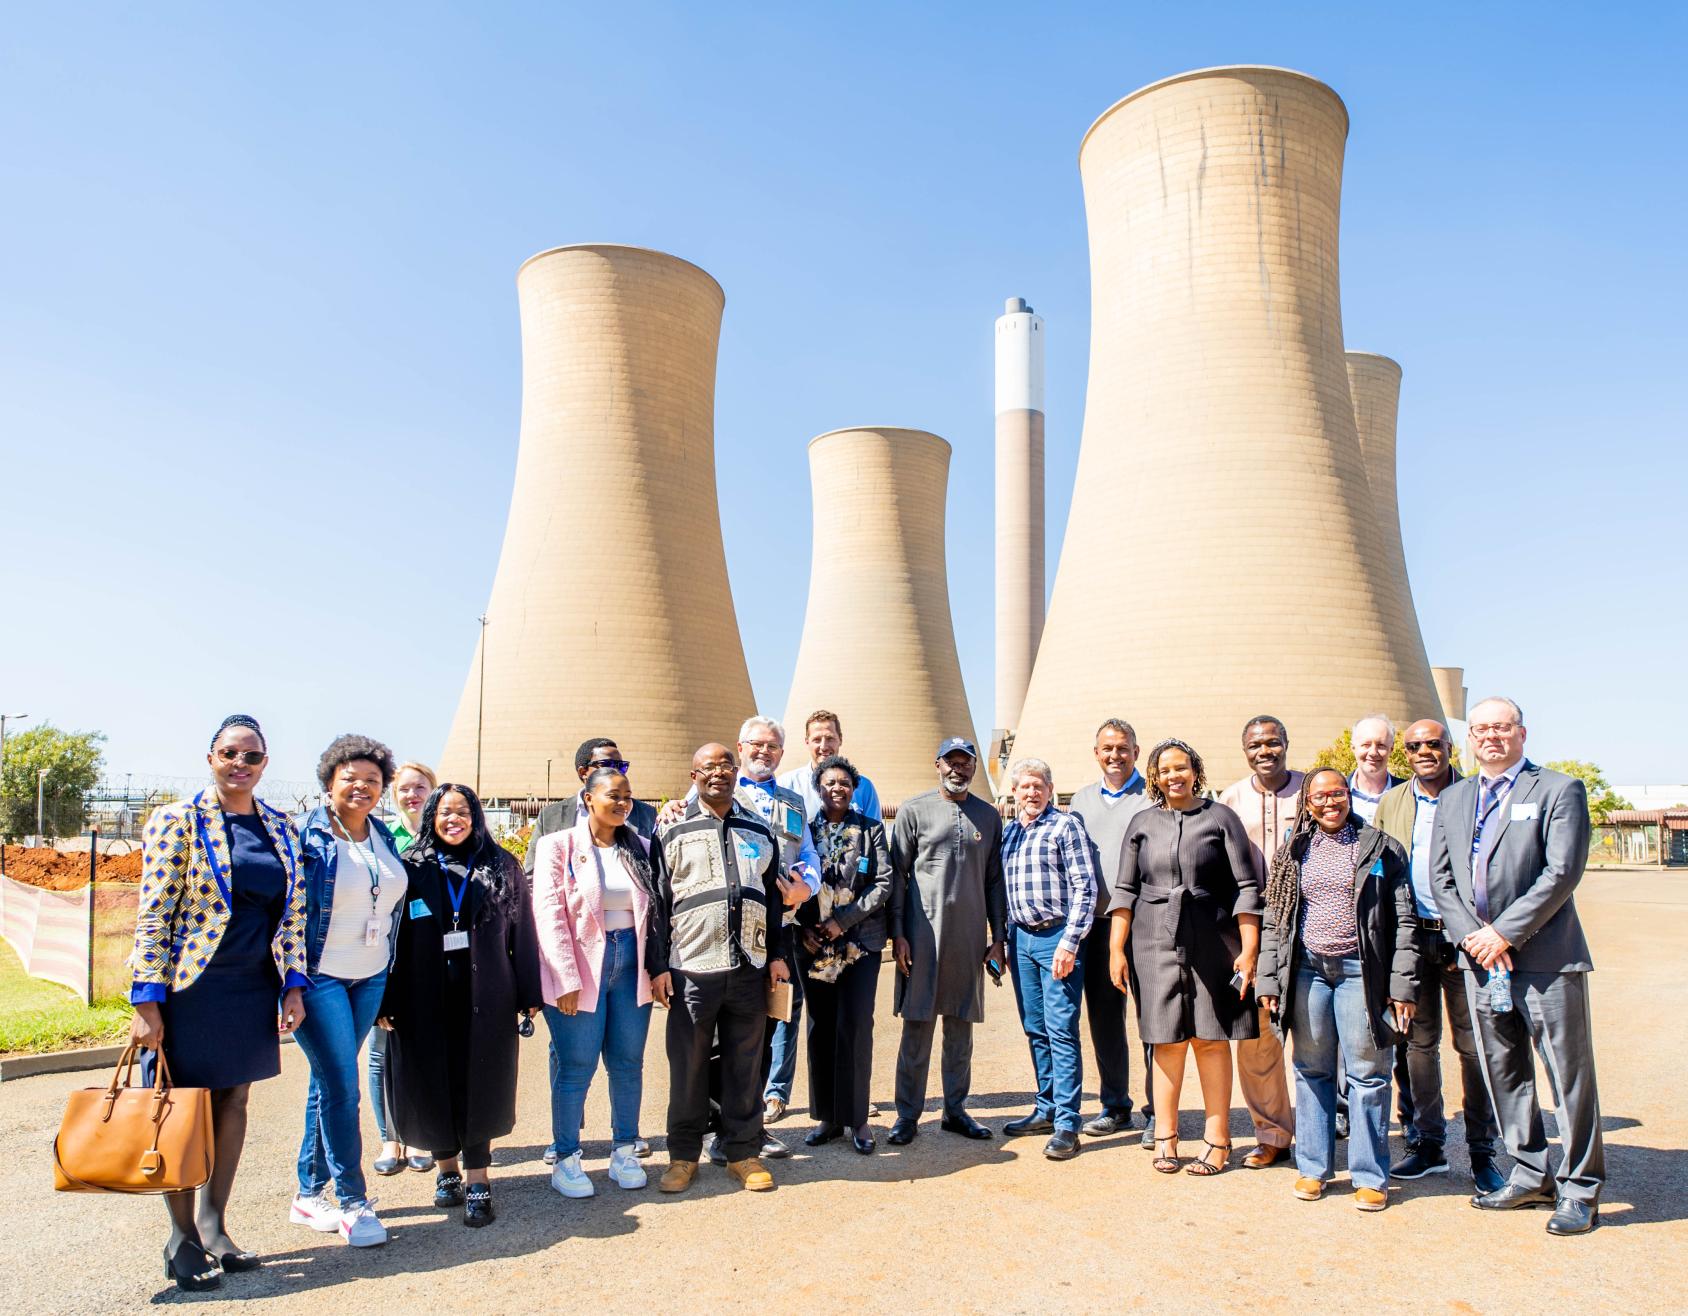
top-left (1429, 696), bottom-right (1603, 1235)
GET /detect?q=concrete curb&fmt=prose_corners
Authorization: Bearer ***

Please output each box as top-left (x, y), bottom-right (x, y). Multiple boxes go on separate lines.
top-left (0, 1043), bottom-right (127, 1082)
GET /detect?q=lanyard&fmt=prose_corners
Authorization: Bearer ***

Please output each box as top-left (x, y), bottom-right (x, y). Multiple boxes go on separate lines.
top-left (442, 862), bottom-right (470, 931)
top-left (335, 813), bottom-right (383, 914)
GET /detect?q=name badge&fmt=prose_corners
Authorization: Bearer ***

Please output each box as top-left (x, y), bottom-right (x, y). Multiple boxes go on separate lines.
top-left (1513, 802), bottom-right (1539, 821)
top-left (857, 855), bottom-right (870, 874)
top-left (364, 918), bottom-right (384, 947)
top-left (780, 802), bottom-right (803, 838)
top-left (409, 899), bottom-right (431, 918)
top-left (442, 930), bottom-right (470, 952)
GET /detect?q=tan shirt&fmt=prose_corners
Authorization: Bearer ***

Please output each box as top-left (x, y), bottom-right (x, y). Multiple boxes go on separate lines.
top-left (1217, 770), bottom-right (1305, 885)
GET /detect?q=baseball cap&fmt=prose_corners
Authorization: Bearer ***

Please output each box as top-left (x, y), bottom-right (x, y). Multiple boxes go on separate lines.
top-left (936, 737), bottom-right (978, 760)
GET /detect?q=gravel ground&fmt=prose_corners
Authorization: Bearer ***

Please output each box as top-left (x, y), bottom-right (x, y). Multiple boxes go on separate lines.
top-left (4, 868), bottom-right (1684, 1314)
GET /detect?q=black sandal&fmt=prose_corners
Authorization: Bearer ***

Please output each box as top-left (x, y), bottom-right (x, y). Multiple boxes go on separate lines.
top-left (1185, 1140), bottom-right (1231, 1176)
top-left (163, 1240), bottom-right (221, 1292)
top-left (1152, 1137), bottom-right (1182, 1174)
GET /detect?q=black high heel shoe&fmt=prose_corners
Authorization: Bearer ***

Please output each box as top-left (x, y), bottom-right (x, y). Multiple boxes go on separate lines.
top-left (163, 1240), bottom-right (221, 1292)
top-left (217, 1250), bottom-right (262, 1273)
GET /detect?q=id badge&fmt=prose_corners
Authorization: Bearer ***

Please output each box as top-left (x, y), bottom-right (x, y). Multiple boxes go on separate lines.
top-left (364, 918), bottom-right (383, 947)
top-left (443, 930), bottom-right (470, 952)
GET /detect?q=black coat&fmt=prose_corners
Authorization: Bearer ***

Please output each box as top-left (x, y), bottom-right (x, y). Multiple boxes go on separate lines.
top-left (380, 846), bottom-right (544, 1150)
top-left (1255, 819), bottom-right (1419, 1049)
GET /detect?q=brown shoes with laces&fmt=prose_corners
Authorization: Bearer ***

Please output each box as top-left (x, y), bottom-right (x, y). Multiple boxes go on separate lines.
top-left (1293, 1177), bottom-right (1325, 1201)
top-left (1244, 1143), bottom-right (1290, 1168)
top-left (1355, 1187), bottom-right (1388, 1212)
top-left (727, 1157), bottom-right (775, 1191)
top-left (658, 1160), bottom-right (698, 1193)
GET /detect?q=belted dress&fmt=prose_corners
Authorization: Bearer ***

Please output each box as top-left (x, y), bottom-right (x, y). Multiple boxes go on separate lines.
top-left (1111, 799), bottom-right (1262, 1044)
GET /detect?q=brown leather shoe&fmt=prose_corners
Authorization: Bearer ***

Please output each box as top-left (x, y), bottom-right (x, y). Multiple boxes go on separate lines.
top-left (658, 1160), bottom-right (698, 1193)
top-left (1355, 1186), bottom-right (1388, 1212)
top-left (1244, 1143), bottom-right (1289, 1169)
top-left (1292, 1176), bottom-right (1325, 1201)
top-left (726, 1157), bottom-right (775, 1191)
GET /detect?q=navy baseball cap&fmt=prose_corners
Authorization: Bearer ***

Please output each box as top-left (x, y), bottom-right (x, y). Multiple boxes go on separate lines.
top-left (936, 737), bottom-right (977, 760)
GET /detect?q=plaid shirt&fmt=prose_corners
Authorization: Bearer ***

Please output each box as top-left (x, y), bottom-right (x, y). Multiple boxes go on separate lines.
top-left (1001, 804), bottom-right (1098, 955)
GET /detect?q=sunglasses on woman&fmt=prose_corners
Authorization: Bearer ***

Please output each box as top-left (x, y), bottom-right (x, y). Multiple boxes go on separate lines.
top-left (216, 748), bottom-right (266, 765)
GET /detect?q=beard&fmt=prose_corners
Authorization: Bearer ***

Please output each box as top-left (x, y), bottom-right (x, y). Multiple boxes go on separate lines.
top-left (940, 771), bottom-right (971, 794)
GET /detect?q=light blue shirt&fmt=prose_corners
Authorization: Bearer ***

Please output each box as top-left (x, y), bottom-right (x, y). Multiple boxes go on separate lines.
top-left (1347, 771), bottom-right (1400, 824)
top-left (776, 764), bottom-right (883, 824)
top-left (1407, 781), bottom-right (1441, 918)
top-left (1099, 769), bottom-right (1143, 800)
top-left (736, 774), bottom-right (822, 895)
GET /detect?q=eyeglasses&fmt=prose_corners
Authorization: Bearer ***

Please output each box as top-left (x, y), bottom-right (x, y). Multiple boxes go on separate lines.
top-left (1470, 723), bottom-right (1519, 737)
top-left (1405, 739), bottom-right (1445, 752)
top-left (216, 748), bottom-right (265, 766)
top-left (1308, 790), bottom-right (1350, 806)
top-left (588, 758), bottom-right (630, 774)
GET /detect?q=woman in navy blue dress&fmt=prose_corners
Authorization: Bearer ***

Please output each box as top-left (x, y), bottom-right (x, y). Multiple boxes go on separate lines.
top-left (129, 715), bottom-right (309, 1292)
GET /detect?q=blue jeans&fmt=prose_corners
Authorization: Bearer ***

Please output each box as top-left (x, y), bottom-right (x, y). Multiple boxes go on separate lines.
top-left (765, 965), bottom-right (806, 1103)
top-left (1009, 923), bottom-right (1085, 1133)
top-left (293, 969), bottom-right (387, 1207)
top-left (541, 927), bottom-right (652, 1158)
top-left (366, 1028), bottom-right (392, 1144)
top-left (1290, 952), bottom-right (1391, 1190)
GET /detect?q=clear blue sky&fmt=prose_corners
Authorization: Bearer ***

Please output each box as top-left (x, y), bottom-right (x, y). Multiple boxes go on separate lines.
top-left (4, 2), bottom-right (1684, 789)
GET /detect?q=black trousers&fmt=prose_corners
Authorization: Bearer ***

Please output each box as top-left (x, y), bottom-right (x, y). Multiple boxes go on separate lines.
top-left (805, 953), bottom-right (881, 1129)
top-left (1081, 918), bottom-right (1152, 1118)
top-left (671, 964), bottom-right (767, 1162)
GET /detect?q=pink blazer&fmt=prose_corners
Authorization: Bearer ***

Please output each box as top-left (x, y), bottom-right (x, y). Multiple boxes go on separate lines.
top-left (531, 819), bottom-right (653, 1012)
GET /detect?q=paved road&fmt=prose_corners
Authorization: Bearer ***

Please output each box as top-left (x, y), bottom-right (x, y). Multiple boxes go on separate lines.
top-left (4, 869), bottom-right (1684, 1313)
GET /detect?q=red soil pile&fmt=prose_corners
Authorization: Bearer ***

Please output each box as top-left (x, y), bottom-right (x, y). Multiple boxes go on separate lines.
top-left (1, 846), bottom-right (144, 891)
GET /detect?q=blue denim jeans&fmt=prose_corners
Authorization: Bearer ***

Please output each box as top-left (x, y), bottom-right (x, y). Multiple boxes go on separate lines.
top-left (764, 965), bottom-right (806, 1103)
top-left (293, 969), bottom-right (387, 1206)
top-left (366, 1028), bottom-right (392, 1144)
top-left (1009, 923), bottom-right (1086, 1133)
top-left (541, 927), bottom-right (652, 1158)
top-left (1290, 952), bottom-right (1391, 1190)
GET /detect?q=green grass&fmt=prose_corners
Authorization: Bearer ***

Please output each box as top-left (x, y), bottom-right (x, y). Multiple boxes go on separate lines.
top-left (0, 939), bottom-right (130, 1056)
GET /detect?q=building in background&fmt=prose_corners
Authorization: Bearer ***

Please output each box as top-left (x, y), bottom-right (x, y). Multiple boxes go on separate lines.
top-left (438, 244), bottom-right (754, 800)
top-left (782, 427), bottom-right (985, 805)
top-left (1012, 66), bottom-right (1441, 785)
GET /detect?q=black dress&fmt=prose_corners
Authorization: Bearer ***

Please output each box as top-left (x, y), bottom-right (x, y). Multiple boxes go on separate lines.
top-left (1114, 800), bottom-right (1262, 1045)
top-left (157, 812), bottom-right (286, 1088)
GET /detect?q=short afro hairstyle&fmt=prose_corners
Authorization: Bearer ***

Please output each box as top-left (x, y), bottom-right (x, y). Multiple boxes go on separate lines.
top-left (316, 733), bottom-right (397, 790)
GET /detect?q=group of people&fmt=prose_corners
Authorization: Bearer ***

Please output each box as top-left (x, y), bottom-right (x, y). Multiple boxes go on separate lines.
top-left (125, 696), bottom-right (1605, 1293)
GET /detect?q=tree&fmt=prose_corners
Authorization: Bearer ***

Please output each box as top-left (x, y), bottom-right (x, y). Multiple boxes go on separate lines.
top-left (1543, 760), bottom-right (1632, 824)
top-left (0, 724), bottom-right (106, 840)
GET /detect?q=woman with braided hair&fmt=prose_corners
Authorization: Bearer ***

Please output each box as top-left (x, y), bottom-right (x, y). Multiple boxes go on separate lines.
top-left (1256, 767), bottom-right (1419, 1211)
top-left (1107, 738), bottom-right (1261, 1177)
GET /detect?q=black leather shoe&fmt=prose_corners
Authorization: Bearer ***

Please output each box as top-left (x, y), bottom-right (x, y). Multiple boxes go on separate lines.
top-left (163, 1241), bottom-right (221, 1293)
top-left (805, 1123), bottom-right (845, 1147)
top-left (1004, 1113), bottom-right (1055, 1137)
top-left (463, 1183), bottom-right (495, 1228)
top-left (761, 1133), bottom-right (791, 1160)
top-left (407, 1153), bottom-right (435, 1173)
top-left (373, 1155), bottom-right (404, 1176)
top-left (1471, 1182), bottom-right (1555, 1210)
top-left (1546, 1199), bottom-right (1598, 1236)
top-left (1081, 1111), bottom-right (1129, 1137)
top-left (940, 1112), bottom-right (993, 1140)
top-left (1139, 1114), bottom-right (1156, 1149)
top-left (1471, 1157), bottom-right (1506, 1196)
top-left (216, 1250), bottom-right (262, 1273)
top-left (1335, 1110), bottom-right (1350, 1140)
top-left (887, 1117), bottom-right (918, 1145)
top-left (434, 1170), bottom-right (466, 1208)
top-left (1043, 1130), bottom-right (1079, 1161)
top-left (852, 1130), bottom-right (876, 1155)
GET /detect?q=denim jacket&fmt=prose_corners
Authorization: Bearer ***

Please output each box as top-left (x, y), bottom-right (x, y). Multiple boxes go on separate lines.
top-left (298, 806), bottom-right (405, 979)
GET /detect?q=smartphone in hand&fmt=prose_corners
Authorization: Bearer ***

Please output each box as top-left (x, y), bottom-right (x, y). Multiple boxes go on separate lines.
top-left (1228, 970), bottom-right (1247, 997)
top-left (986, 958), bottom-right (1003, 987)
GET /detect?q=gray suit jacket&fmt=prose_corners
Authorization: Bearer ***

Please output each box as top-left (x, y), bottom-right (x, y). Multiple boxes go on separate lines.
top-left (522, 794), bottom-right (658, 874)
top-left (1428, 760), bottom-right (1592, 974)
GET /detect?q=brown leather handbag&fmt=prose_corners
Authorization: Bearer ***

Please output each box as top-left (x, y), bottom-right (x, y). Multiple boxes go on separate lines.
top-left (52, 1042), bottom-right (214, 1193)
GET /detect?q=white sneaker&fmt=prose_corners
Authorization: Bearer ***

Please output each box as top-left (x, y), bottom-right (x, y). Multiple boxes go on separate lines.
top-left (550, 1151), bottom-right (595, 1198)
top-left (609, 1144), bottom-right (647, 1190)
top-left (338, 1199), bottom-right (389, 1247)
top-left (290, 1191), bottom-right (341, 1232)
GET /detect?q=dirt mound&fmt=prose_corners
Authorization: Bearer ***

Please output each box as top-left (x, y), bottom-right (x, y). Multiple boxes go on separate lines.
top-left (1, 846), bottom-right (144, 891)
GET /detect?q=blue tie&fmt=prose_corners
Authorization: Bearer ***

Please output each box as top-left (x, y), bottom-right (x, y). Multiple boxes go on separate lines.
top-left (1471, 776), bottom-right (1508, 922)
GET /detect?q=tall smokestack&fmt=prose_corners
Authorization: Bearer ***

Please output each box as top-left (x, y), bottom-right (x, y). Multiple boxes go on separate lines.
top-left (994, 296), bottom-right (1045, 738)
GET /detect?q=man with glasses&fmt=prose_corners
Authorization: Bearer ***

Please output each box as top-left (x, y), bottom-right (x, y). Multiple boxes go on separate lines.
top-left (1375, 719), bottom-right (1502, 1192)
top-left (1430, 697), bottom-right (1603, 1235)
top-left (525, 737), bottom-right (658, 1165)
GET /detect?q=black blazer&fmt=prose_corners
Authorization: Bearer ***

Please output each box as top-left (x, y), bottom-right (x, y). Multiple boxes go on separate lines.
top-left (523, 793), bottom-right (658, 874)
top-left (800, 810), bottom-right (894, 954)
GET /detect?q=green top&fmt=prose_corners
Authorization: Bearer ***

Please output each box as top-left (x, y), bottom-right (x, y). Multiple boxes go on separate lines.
top-left (388, 817), bottom-right (418, 854)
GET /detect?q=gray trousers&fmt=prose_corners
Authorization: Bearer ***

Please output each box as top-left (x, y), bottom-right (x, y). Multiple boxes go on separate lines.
top-left (1465, 968), bottom-right (1604, 1205)
top-left (1404, 934), bottom-right (1499, 1156)
top-left (894, 1015), bottom-right (974, 1120)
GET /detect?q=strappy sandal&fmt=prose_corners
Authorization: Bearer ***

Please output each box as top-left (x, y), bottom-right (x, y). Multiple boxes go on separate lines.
top-left (1152, 1137), bottom-right (1182, 1174)
top-left (1185, 1140), bottom-right (1231, 1176)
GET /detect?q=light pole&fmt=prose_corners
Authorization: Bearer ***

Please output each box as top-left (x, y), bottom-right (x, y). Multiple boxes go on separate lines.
top-left (475, 614), bottom-right (489, 797)
top-left (0, 708), bottom-right (27, 870)
top-left (545, 758), bottom-right (553, 806)
top-left (37, 767), bottom-right (49, 847)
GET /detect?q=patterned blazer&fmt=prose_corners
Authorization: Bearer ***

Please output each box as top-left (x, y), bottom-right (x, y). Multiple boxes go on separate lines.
top-left (129, 788), bottom-right (308, 1001)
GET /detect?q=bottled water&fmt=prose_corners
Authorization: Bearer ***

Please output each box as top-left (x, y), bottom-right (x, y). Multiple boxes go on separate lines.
top-left (1488, 965), bottom-right (1513, 1014)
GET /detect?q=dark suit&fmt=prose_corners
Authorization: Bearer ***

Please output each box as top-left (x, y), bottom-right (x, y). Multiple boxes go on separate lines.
top-left (1429, 760), bottom-right (1603, 1205)
top-left (523, 793), bottom-right (658, 875)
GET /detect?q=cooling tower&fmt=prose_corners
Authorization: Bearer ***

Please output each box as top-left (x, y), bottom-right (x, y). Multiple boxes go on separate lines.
top-left (1432, 666), bottom-right (1468, 724)
top-left (782, 427), bottom-right (984, 805)
top-left (438, 244), bottom-right (754, 800)
top-left (1012, 67), bottom-right (1441, 786)
top-left (995, 297), bottom-right (1046, 737)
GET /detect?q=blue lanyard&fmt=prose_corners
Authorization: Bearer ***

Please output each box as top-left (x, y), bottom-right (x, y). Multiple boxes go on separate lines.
top-left (442, 862), bottom-right (470, 930)
top-left (191, 791), bottom-right (295, 909)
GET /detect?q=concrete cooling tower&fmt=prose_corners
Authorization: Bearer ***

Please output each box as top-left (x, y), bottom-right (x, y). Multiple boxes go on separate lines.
top-left (995, 297), bottom-right (1045, 737)
top-left (1012, 66), bottom-right (1441, 787)
top-left (438, 244), bottom-right (754, 800)
top-left (1432, 666), bottom-right (1468, 724)
top-left (781, 427), bottom-right (984, 805)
